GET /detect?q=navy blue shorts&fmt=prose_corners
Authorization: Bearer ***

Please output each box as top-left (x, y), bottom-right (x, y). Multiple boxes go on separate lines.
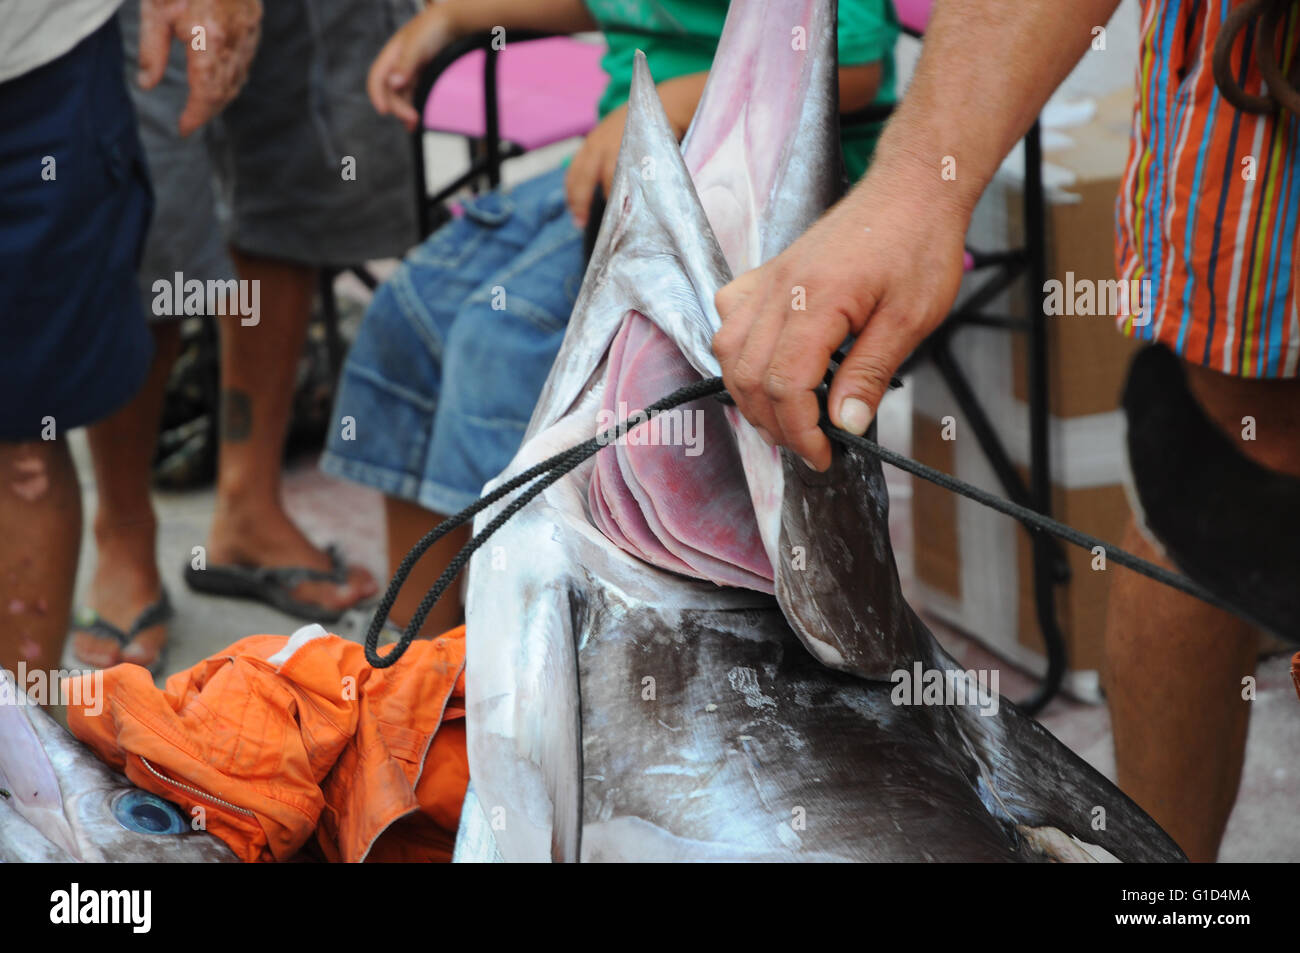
top-left (0, 15), bottom-right (153, 440)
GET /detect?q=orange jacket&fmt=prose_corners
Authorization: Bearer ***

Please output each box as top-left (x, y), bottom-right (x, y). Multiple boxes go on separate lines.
top-left (66, 624), bottom-right (468, 863)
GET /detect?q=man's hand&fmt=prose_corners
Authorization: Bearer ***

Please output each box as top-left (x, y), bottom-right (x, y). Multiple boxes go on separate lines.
top-left (565, 72), bottom-right (708, 227)
top-left (366, 5), bottom-right (460, 131)
top-left (713, 158), bottom-right (969, 471)
top-left (139, 0), bottom-right (262, 137)
top-left (713, 0), bottom-right (1123, 471)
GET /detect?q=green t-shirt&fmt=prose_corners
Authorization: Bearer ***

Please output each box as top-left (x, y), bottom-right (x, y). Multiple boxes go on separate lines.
top-left (586, 0), bottom-right (899, 182)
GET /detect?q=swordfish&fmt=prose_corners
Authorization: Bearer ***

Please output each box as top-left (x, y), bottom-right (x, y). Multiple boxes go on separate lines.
top-left (461, 0), bottom-right (1185, 862)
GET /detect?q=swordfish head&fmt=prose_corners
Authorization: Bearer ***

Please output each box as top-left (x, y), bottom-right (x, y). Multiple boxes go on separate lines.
top-left (0, 671), bottom-right (237, 862)
top-left (463, 0), bottom-right (1184, 862)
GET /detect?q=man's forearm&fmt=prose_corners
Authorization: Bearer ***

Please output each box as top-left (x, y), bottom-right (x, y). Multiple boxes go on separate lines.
top-left (863, 0), bottom-right (1122, 219)
top-left (438, 0), bottom-right (598, 42)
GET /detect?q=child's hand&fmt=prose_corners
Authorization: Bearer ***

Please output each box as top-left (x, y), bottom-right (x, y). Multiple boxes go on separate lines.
top-left (564, 104), bottom-right (627, 229)
top-left (367, 5), bottom-right (459, 130)
top-left (565, 72), bottom-right (707, 228)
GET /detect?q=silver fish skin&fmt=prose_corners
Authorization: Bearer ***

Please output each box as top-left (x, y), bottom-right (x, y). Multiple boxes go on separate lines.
top-left (0, 670), bottom-right (237, 863)
top-left (462, 0), bottom-right (1185, 862)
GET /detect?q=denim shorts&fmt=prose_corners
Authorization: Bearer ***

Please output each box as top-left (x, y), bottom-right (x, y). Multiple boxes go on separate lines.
top-left (320, 165), bottom-right (584, 515)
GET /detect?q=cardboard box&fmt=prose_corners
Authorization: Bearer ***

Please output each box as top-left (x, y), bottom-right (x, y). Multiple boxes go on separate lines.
top-left (909, 87), bottom-right (1140, 701)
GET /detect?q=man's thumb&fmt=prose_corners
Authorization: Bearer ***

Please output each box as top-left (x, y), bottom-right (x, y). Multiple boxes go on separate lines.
top-left (827, 315), bottom-right (915, 436)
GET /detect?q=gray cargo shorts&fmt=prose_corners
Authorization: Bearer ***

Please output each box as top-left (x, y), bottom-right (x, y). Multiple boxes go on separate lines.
top-left (120, 0), bottom-right (419, 312)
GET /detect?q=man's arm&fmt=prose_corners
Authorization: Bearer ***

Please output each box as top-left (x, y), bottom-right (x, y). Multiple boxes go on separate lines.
top-left (368, 0), bottom-right (600, 130)
top-left (138, 0), bottom-right (263, 137)
top-left (712, 0), bottom-right (1122, 470)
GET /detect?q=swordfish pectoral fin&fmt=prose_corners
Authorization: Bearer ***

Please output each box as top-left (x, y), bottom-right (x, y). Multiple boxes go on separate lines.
top-left (960, 697), bottom-right (1188, 863)
top-left (917, 638), bottom-right (1188, 863)
top-left (774, 433), bottom-right (930, 678)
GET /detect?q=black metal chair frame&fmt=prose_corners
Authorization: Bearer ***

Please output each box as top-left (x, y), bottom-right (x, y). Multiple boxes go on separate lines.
top-left (411, 30), bottom-right (560, 239)
top-left (909, 122), bottom-right (1069, 715)
top-left (851, 20), bottom-right (1068, 713)
top-left (321, 31), bottom-right (563, 381)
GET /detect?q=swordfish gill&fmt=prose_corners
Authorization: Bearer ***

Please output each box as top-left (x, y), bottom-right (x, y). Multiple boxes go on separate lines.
top-left (457, 0), bottom-right (1186, 862)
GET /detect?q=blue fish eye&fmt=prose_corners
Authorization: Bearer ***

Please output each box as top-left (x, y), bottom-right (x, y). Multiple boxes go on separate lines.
top-left (111, 790), bottom-right (189, 835)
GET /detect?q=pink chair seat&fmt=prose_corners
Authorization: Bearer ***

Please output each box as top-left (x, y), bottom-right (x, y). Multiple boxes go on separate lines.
top-left (423, 37), bottom-right (607, 151)
top-left (893, 0), bottom-right (933, 35)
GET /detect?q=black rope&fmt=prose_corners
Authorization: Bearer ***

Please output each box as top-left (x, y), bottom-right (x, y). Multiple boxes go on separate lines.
top-left (1212, 0), bottom-right (1300, 116)
top-left (363, 376), bottom-right (724, 666)
top-left (823, 424), bottom-right (1268, 632)
top-left (365, 376), bottom-right (1264, 667)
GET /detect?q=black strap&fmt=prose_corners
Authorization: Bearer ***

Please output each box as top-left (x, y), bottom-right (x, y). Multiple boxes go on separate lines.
top-left (364, 377), bottom-right (1263, 667)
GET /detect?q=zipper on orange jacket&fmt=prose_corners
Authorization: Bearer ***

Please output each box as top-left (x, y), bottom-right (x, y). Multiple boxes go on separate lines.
top-left (138, 755), bottom-right (257, 818)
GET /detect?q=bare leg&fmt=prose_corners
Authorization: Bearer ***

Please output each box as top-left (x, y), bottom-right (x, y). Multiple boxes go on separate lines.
top-left (384, 495), bottom-right (469, 637)
top-left (205, 250), bottom-right (376, 612)
top-left (0, 439), bottom-right (81, 678)
top-left (1104, 523), bottom-right (1258, 862)
top-left (73, 322), bottom-right (181, 668)
top-left (1104, 361), bottom-right (1300, 862)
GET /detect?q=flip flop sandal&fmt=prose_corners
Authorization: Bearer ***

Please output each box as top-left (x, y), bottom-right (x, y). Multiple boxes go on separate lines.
top-left (183, 544), bottom-right (355, 624)
top-left (67, 589), bottom-right (173, 676)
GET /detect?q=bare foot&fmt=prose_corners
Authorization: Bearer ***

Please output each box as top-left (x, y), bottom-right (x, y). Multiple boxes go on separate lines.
top-left (206, 502), bottom-right (378, 616)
